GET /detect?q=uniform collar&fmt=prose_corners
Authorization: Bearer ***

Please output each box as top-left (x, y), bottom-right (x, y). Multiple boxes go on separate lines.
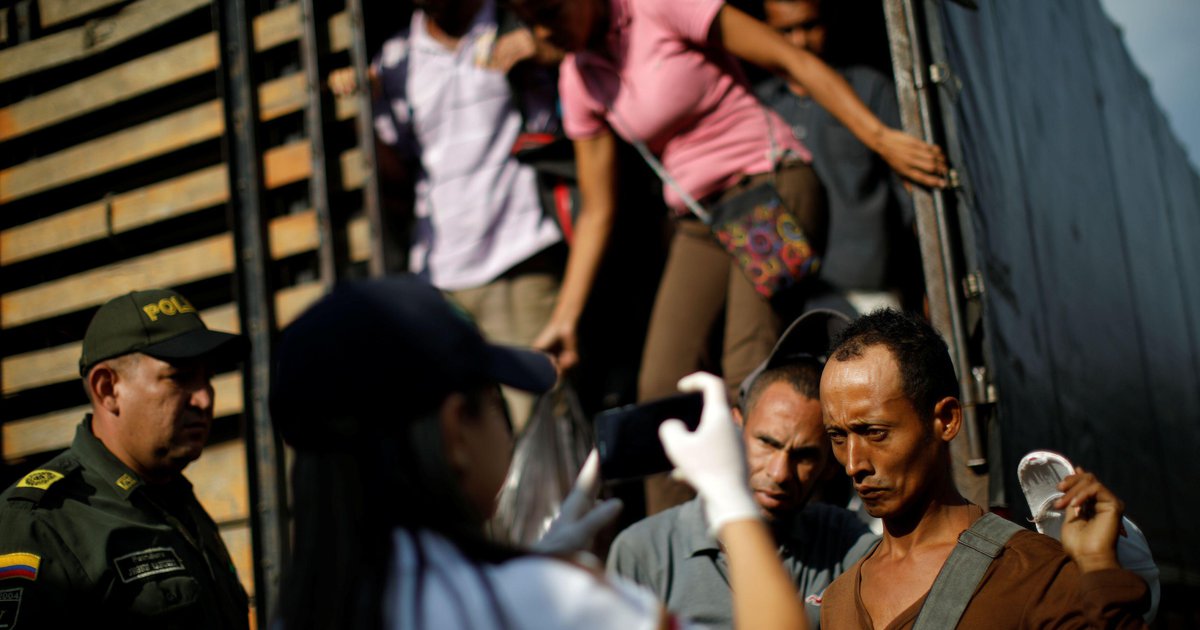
top-left (73, 415), bottom-right (183, 499)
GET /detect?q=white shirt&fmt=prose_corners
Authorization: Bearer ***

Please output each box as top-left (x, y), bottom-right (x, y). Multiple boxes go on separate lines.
top-left (383, 529), bottom-right (670, 630)
top-left (373, 3), bottom-right (561, 290)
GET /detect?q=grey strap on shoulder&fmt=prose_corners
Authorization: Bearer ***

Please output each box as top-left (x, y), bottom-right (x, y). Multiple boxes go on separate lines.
top-left (912, 512), bottom-right (1026, 630)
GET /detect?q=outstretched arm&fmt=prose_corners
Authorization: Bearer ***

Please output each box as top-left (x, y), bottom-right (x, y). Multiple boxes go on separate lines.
top-left (716, 5), bottom-right (947, 188)
top-left (532, 131), bottom-right (617, 371)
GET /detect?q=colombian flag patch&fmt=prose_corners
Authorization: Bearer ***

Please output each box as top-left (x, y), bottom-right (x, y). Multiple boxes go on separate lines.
top-left (0, 553), bottom-right (40, 581)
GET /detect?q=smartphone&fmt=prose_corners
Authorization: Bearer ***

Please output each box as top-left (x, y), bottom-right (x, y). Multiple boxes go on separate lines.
top-left (594, 392), bottom-right (704, 481)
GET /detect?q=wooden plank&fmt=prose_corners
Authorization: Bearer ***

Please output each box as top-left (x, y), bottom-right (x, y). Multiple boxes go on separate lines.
top-left (0, 66), bottom-right (335, 206)
top-left (276, 282), bottom-right (324, 327)
top-left (4, 2), bottom-right (326, 141)
top-left (251, 2), bottom-right (300, 52)
top-left (1, 136), bottom-right (310, 267)
top-left (0, 0), bottom-right (210, 84)
top-left (2, 303), bottom-right (241, 393)
top-left (2, 211), bottom-right (324, 328)
top-left (2, 371), bottom-right (243, 459)
top-left (0, 282), bottom-right (321, 397)
top-left (1, 407), bottom-right (82, 460)
top-left (0, 100), bottom-right (224, 204)
top-left (348, 215), bottom-right (370, 263)
top-left (252, 6), bottom-right (347, 54)
top-left (0, 34), bottom-right (217, 142)
top-left (2, 344), bottom-right (79, 392)
top-left (269, 210), bottom-right (319, 259)
top-left (38, 0), bottom-right (126, 28)
top-left (1, 165), bottom-right (227, 265)
top-left (330, 10), bottom-right (350, 52)
top-left (340, 148), bottom-right (366, 190)
top-left (189, 439), bottom-right (248, 523)
top-left (218, 522), bottom-right (255, 596)
top-left (2, 234), bottom-right (233, 328)
top-left (258, 72), bottom-right (306, 121)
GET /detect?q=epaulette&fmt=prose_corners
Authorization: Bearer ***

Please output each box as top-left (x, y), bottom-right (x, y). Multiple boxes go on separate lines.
top-left (5, 459), bottom-right (80, 505)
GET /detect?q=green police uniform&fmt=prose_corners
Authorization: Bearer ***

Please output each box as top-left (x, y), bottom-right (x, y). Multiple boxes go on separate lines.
top-left (0, 417), bottom-right (249, 629)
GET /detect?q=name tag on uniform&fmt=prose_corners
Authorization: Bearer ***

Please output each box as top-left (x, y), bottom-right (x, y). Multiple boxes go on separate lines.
top-left (113, 547), bottom-right (186, 583)
top-left (0, 588), bottom-right (23, 630)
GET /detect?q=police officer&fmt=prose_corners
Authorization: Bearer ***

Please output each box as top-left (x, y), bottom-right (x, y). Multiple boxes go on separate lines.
top-left (0, 289), bottom-right (250, 629)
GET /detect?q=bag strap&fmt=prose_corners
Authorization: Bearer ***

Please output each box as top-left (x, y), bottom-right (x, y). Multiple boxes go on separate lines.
top-left (609, 105), bottom-right (782, 224)
top-left (911, 512), bottom-right (1025, 630)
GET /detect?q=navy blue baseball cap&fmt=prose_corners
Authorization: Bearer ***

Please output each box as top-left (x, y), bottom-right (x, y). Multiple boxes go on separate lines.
top-left (271, 276), bottom-right (557, 448)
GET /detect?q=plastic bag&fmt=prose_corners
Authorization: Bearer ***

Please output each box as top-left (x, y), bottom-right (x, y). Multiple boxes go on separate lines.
top-left (490, 382), bottom-right (593, 547)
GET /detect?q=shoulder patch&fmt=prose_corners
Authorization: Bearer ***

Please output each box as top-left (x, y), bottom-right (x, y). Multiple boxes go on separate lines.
top-left (16, 470), bottom-right (63, 491)
top-left (0, 553), bottom-right (39, 582)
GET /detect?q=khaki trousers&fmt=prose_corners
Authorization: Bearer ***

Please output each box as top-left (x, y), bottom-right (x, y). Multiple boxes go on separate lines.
top-left (448, 251), bottom-right (561, 432)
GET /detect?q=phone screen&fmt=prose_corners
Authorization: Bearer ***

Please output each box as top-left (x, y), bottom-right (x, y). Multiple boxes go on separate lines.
top-left (594, 392), bottom-right (704, 480)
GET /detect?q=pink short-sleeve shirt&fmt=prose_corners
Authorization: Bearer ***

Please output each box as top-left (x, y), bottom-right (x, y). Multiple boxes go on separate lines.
top-left (560, 0), bottom-right (809, 211)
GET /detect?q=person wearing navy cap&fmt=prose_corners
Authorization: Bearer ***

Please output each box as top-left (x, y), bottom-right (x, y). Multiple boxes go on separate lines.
top-left (271, 276), bottom-right (821, 630)
top-left (0, 288), bottom-right (249, 629)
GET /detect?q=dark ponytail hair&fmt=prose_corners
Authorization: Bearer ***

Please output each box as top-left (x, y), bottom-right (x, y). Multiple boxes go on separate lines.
top-left (279, 387), bottom-right (522, 630)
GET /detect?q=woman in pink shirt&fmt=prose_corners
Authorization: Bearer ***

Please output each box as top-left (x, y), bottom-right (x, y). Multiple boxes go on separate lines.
top-left (516, 0), bottom-right (944, 503)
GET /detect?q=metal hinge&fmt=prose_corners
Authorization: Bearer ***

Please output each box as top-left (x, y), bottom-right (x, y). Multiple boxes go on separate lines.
top-left (962, 271), bottom-right (985, 299)
top-left (929, 63), bottom-right (952, 84)
top-left (971, 366), bottom-right (998, 404)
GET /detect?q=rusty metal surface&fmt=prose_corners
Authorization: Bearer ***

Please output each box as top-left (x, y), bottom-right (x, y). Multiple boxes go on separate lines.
top-left (212, 0), bottom-right (288, 620)
top-left (930, 0), bottom-right (1200, 582)
top-left (883, 0), bottom-right (989, 508)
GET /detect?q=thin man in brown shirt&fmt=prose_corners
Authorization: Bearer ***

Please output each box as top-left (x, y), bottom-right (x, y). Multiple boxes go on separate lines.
top-left (817, 310), bottom-right (1147, 629)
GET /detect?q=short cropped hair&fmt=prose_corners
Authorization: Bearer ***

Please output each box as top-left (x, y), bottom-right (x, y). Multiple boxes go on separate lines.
top-left (829, 309), bottom-right (959, 419)
top-left (743, 360), bottom-right (823, 414)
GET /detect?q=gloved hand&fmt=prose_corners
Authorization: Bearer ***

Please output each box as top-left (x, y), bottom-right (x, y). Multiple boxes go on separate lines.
top-left (659, 372), bottom-right (760, 535)
top-left (532, 450), bottom-right (623, 555)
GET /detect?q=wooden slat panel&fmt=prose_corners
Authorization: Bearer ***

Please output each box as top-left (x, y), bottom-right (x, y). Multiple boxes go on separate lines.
top-left (2, 234), bottom-right (233, 328)
top-left (340, 148), bottom-right (366, 190)
top-left (1, 407), bottom-right (82, 460)
top-left (0, 64), bottom-right (332, 205)
top-left (38, 0), bottom-right (127, 28)
top-left (269, 211), bottom-right (319, 259)
top-left (0, 282), bottom-right (322, 397)
top-left (3, 303), bottom-right (240, 393)
top-left (0, 100), bottom-right (224, 204)
top-left (251, 3), bottom-right (300, 52)
top-left (276, 282), bottom-right (324, 327)
top-left (2, 344), bottom-right (79, 392)
top-left (4, 3), bottom-right (326, 141)
top-left (330, 11), bottom-right (350, 52)
top-left (2, 207), bottom-right (327, 329)
top-left (189, 439), bottom-right (248, 523)
top-left (263, 140), bottom-right (310, 189)
top-left (2, 371), bottom-right (243, 459)
top-left (218, 522), bottom-right (254, 595)
top-left (0, 34), bottom-right (217, 142)
top-left (348, 215), bottom-right (370, 263)
top-left (1, 165), bottom-right (227, 265)
top-left (258, 72), bottom-right (306, 121)
top-left (252, 6), bottom-right (346, 54)
top-left (0, 0), bottom-right (210, 84)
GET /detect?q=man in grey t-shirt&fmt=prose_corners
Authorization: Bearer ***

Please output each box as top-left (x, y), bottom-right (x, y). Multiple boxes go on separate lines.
top-left (756, 0), bottom-right (919, 316)
top-left (607, 311), bottom-right (879, 629)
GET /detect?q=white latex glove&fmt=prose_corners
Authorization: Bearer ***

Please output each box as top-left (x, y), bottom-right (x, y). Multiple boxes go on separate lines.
top-left (532, 450), bottom-right (623, 555)
top-left (659, 372), bottom-right (760, 535)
